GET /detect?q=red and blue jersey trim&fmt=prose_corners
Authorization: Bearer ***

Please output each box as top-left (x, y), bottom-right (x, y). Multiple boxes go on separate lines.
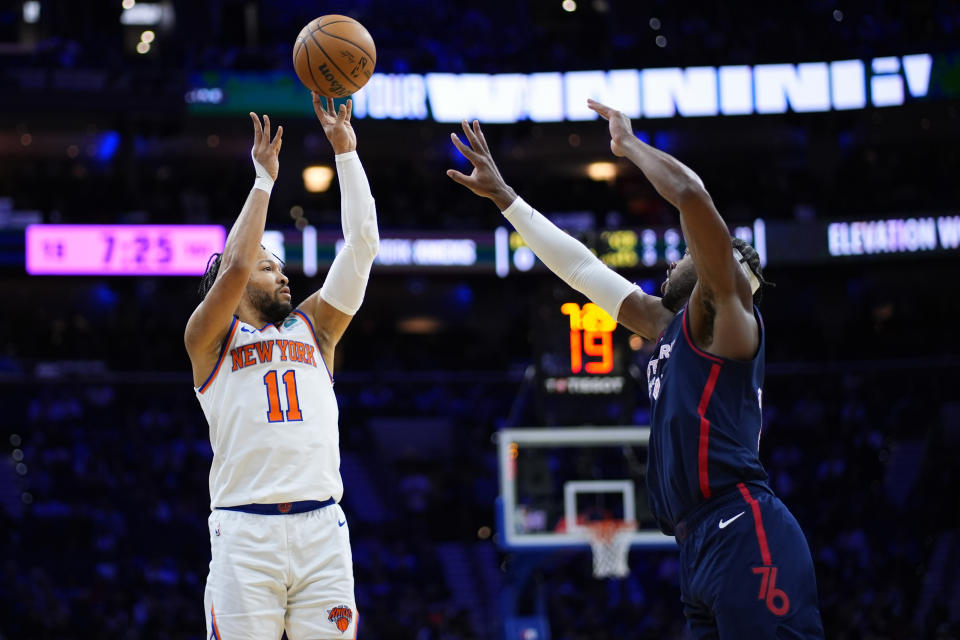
top-left (681, 306), bottom-right (724, 364)
top-left (292, 309), bottom-right (334, 383)
top-left (695, 362), bottom-right (722, 499)
top-left (680, 304), bottom-right (764, 364)
top-left (681, 306), bottom-right (724, 499)
top-left (198, 316), bottom-right (239, 394)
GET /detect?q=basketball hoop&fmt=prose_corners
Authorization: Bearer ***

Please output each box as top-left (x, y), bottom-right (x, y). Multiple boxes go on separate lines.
top-left (584, 519), bottom-right (636, 579)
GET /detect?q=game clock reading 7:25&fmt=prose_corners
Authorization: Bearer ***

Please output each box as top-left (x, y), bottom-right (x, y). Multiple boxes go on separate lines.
top-left (25, 225), bottom-right (226, 275)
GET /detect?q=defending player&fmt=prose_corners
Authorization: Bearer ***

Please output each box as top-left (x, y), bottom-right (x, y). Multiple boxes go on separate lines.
top-left (446, 102), bottom-right (824, 638)
top-left (185, 94), bottom-right (378, 639)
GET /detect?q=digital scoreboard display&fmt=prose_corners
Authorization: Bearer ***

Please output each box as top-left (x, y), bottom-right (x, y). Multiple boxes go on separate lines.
top-left (502, 221), bottom-right (759, 277)
top-left (17, 214), bottom-right (955, 276)
top-left (558, 302), bottom-right (617, 376)
top-left (25, 225), bottom-right (226, 275)
top-left (533, 286), bottom-right (637, 425)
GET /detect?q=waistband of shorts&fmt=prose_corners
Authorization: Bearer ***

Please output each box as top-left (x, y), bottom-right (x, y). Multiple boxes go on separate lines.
top-left (216, 497), bottom-right (336, 515)
top-left (674, 482), bottom-right (771, 543)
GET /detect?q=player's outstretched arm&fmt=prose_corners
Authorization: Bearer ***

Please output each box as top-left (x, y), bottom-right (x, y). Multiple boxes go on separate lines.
top-left (185, 113), bottom-right (283, 385)
top-left (297, 95), bottom-right (379, 373)
top-left (447, 119), bottom-right (672, 341)
top-left (588, 99), bottom-right (756, 356)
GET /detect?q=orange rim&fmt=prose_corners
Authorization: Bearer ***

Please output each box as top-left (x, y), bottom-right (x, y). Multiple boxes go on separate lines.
top-left (583, 519), bottom-right (637, 543)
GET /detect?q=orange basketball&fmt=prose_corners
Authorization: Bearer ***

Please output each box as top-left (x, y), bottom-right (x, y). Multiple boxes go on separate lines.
top-left (293, 15), bottom-right (376, 98)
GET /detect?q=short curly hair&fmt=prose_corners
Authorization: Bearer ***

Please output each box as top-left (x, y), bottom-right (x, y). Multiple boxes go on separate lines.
top-left (197, 247), bottom-right (286, 300)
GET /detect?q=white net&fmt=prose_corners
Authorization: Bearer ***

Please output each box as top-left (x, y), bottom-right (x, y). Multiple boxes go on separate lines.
top-left (586, 520), bottom-right (636, 579)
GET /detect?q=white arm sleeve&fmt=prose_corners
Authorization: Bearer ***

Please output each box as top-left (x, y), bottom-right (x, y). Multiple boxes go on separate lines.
top-left (502, 196), bottom-right (639, 320)
top-left (319, 151), bottom-right (379, 315)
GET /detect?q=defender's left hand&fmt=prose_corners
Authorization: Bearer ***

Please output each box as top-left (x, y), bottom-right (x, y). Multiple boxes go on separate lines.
top-left (446, 120), bottom-right (517, 210)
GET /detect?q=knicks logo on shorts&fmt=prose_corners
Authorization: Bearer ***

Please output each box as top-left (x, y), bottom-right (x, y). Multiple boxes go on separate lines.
top-left (327, 605), bottom-right (353, 633)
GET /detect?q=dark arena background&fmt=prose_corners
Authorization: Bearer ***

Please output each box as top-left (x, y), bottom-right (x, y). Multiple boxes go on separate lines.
top-left (2, 2), bottom-right (960, 639)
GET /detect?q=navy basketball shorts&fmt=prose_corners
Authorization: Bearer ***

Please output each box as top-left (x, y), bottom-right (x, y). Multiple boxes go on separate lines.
top-left (677, 483), bottom-right (825, 639)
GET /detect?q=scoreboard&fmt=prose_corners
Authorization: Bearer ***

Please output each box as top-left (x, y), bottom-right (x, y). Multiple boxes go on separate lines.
top-left (25, 224), bottom-right (225, 275)
top-left (16, 214), bottom-right (958, 276)
top-left (504, 221), bottom-right (760, 276)
top-left (506, 225), bottom-right (697, 275)
top-left (532, 285), bottom-right (637, 426)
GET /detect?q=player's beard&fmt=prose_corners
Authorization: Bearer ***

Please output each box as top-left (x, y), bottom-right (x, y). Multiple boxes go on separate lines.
top-left (249, 286), bottom-right (293, 325)
top-left (661, 271), bottom-right (697, 314)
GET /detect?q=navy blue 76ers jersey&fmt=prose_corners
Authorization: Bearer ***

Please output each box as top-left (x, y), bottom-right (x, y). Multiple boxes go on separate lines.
top-left (645, 305), bottom-right (770, 535)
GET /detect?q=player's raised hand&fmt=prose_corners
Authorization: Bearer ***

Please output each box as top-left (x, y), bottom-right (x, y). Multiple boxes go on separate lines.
top-left (313, 92), bottom-right (356, 155)
top-left (250, 112), bottom-right (283, 181)
top-left (587, 98), bottom-right (635, 158)
top-left (446, 120), bottom-right (517, 211)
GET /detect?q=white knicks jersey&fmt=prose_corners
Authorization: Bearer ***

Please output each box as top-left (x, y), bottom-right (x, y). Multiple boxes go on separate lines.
top-left (194, 309), bottom-right (342, 509)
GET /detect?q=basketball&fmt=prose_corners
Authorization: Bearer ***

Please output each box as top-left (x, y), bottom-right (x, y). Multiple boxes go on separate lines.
top-left (293, 15), bottom-right (376, 98)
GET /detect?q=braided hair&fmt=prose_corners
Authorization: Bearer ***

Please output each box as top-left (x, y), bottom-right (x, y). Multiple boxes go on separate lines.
top-left (197, 252), bottom-right (223, 300)
top-left (197, 247), bottom-right (286, 300)
top-left (731, 237), bottom-right (775, 304)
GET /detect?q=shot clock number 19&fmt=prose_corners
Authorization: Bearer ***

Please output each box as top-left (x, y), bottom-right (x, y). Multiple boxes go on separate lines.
top-left (559, 302), bottom-right (617, 375)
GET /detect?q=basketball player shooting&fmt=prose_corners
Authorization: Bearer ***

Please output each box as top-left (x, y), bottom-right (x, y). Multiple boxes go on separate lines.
top-left (184, 94), bottom-right (378, 639)
top-left (446, 101), bottom-right (825, 638)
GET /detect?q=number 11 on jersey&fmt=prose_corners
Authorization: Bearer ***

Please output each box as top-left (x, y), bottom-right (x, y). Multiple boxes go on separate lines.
top-left (263, 369), bottom-right (303, 422)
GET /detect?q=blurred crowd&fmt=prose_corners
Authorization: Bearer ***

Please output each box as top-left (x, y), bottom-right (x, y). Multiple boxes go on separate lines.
top-left (6, 1), bottom-right (958, 73)
top-left (1, 260), bottom-right (959, 638)
top-left (2, 1), bottom-right (960, 638)
top-left (1, 359), bottom-right (958, 639)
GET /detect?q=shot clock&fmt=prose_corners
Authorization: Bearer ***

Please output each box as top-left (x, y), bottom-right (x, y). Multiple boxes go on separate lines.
top-left (533, 284), bottom-right (636, 426)
top-left (25, 225), bottom-right (226, 275)
top-left (560, 302), bottom-right (616, 375)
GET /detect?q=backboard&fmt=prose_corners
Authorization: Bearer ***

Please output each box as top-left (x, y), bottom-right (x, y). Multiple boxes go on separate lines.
top-left (496, 426), bottom-right (675, 549)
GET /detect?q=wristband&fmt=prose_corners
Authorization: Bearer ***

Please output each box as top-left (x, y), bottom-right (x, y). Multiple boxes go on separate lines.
top-left (251, 146), bottom-right (275, 194)
top-left (253, 176), bottom-right (274, 195)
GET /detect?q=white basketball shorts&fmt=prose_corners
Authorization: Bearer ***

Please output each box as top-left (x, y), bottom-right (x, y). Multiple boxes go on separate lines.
top-left (203, 503), bottom-right (357, 639)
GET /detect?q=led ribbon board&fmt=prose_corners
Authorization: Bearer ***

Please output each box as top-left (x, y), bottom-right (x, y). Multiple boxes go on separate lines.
top-left (25, 224), bottom-right (226, 275)
top-left (187, 53), bottom-right (938, 121)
